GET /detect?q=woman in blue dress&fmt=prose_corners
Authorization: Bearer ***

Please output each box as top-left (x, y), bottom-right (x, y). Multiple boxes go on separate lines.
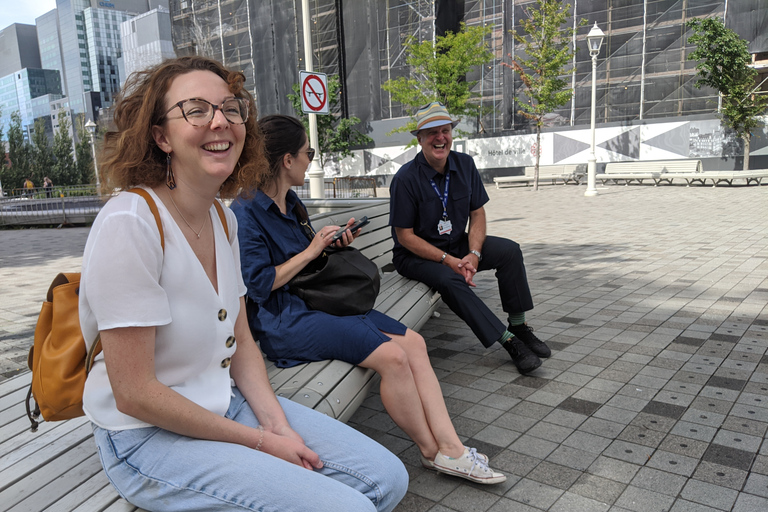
top-left (233, 114), bottom-right (506, 484)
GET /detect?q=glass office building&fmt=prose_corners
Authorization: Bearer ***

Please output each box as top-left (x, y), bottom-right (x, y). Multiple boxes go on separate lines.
top-left (0, 68), bottom-right (63, 142)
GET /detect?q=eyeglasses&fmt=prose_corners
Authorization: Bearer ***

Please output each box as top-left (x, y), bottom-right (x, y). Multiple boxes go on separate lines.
top-left (164, 97), bottom-right (250, 126)
top-left (303, 148), bottom-right (316, 162)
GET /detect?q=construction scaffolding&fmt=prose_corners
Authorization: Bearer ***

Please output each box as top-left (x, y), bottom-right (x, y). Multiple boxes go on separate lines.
top-left (167, 0), bottom-right (767, 139)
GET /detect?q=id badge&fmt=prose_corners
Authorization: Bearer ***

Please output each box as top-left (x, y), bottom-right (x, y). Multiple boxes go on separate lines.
top-left (437, 219), bottom-right (453, 235)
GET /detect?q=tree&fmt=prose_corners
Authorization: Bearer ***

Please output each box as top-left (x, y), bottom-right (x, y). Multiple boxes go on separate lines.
top-left (504, 0), bottom-right (583, 190)
top-left (4, 111), bottom-right (33, 191)
top-left (31, 118), bottom-right (55, 182)
top-left (289, 75), bottom-right (373, 170)
top-left (74, 114), bottom-right (94, 184)
top-left (52, 114), bottom-right (77, 185)
top-left (687, 17), bottom-right (768, 170)
top-left (381, 23), bottom-right (494, 137)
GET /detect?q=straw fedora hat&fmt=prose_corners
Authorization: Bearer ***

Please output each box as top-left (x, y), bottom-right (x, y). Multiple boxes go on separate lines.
top-left (410, 102), bottom-right (459, 136)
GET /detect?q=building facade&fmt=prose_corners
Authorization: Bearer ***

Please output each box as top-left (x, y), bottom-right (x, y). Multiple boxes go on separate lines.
top-left (167, 0), bottom-right (767, 145)
top-left (119, 6), bottom-right (177, 87)
top-left (0, 68), bottom-right (63, 143)
top-left (0, 24), bottom-right (41, 77)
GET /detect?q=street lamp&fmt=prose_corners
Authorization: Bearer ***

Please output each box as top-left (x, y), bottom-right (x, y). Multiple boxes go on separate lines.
top-left (84, 119), bottom-right (100, 191)
top-left (585, 22), bottom-right (605, 197)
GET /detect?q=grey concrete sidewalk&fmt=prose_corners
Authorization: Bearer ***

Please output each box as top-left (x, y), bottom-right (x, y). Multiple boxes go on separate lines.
top-left (1, 184), bottom-right (767, 511)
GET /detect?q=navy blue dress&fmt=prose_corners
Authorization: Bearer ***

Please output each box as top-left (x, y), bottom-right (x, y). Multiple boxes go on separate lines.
top-left (232, 190), bottom-right (405, 368)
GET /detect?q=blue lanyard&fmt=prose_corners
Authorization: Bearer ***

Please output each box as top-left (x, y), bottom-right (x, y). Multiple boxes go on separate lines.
top-left (429, 172), bottom-right (450, 219)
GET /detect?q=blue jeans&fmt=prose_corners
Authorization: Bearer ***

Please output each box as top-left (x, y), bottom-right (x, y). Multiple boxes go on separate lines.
top-left (93, 388), bottom-right (408, 511)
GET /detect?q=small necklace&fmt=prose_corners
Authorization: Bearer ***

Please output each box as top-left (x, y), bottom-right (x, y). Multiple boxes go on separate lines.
top-left (168, 192), bottom-right (208, 238)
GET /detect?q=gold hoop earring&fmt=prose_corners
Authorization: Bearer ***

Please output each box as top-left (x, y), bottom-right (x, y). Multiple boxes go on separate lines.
top-left (166, 153), bottom-right (176, 190)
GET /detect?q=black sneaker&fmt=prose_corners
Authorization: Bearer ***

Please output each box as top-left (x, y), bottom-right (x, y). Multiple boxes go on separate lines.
top-left (502, 337), bottom-right (541, 374)
top-left (509, 324), bottom-right (551, 358)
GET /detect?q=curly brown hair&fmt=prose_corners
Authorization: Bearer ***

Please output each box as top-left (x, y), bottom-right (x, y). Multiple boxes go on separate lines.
top-left (99, 56), bottom-right (267, 199)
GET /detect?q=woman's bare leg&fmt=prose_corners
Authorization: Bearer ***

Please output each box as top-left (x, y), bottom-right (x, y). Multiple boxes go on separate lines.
top-left (358, 342), bottom-right (441, 458)
top-left (385, 329), bottom-right (464, 459)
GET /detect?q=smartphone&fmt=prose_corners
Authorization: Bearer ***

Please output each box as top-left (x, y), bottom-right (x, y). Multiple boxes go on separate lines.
top-left (331, 216), bottom-right (369, 242)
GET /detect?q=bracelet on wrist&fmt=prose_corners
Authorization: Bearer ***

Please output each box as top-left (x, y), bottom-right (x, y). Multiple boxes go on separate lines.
top-left (440, 252), bottom-right (448, 264)
top-left (255, 425), bottom-right (264, 451)
top-left (470, 250), bottom-right (482, 261)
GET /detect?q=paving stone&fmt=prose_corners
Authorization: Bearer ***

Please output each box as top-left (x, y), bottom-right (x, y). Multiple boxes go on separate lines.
top-left (632, 466), bottom-right (687, 496)
top-left (526, 461), bottom-right (582, 490)
top-left (549, 491), bottom-right (610, 512)
top-left (732, 493), bottom-right (768, 512)
top-left (615, 485), bottom-right (676, 512)
top-left (545, 444), bottom-right (599, 472)
top-left (579, 417), bottom-right (626, 439)
top-left (679, 479), bottom-right (739, 511)
top-left (711, 429), bottom-right (762, 453)
top-left (701, 443), bottom-right (756, 471)
top-left (440, 485), bottom-right (502, 512)
top-left (641, 400), bottom-right (688, 419)
top-left (742, 472), bottom-right (768, 498)
top-left (658, 434), bottom-right (709, 459)
top-left (692, 461), bottom-right (749, 490)
top-left (492, 449), bottom-right (541, 477)
top-left (504, 478), bottom-right (564, 509)
top-left (602, 439), bottom-right (655, 465)
top-left (569, 472), bottom-right (625, 505)
top-left (645, 449), bottom-right (700, 477)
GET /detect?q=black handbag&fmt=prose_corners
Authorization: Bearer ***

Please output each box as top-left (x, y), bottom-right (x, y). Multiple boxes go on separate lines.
top-left (287, 216), bottom-right (381, 316)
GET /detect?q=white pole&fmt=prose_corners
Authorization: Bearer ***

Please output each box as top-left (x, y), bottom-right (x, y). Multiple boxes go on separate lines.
top-left (585, 51), bottom-right (598, 197)
top-left (302, 0), bottom-right (324, 198)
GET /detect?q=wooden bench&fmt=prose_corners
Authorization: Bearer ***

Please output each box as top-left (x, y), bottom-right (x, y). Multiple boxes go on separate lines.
top-left (494, 164), bottom-right (585, 188)
top-left (0, 199), bottom-right (441, 512)
top-left (596, 159), bottom-right (702, 186)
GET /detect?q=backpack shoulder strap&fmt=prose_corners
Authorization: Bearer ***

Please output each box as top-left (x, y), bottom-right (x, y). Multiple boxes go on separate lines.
top-left (127, 188), bottom-right (164, 252)
top-left (213, 199), bottom-right (229, 240)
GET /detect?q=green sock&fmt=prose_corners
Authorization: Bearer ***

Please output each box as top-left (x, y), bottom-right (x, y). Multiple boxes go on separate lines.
top-left (508, 312), bottom-right (526, 327)
top-left (498, 330), bottom-right (515, 346)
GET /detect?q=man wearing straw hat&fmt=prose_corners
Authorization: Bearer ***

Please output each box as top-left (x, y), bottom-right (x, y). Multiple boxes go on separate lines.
top-left (389, 102), bottom-right (550, 374)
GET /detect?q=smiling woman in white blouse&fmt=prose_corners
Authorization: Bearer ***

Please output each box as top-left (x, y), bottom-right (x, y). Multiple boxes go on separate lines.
top-left (78, 56), bottom-right (407, 512)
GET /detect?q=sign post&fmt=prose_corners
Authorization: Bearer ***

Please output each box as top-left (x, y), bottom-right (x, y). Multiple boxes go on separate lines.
top-left (301, 0), bottom-right (325, 198)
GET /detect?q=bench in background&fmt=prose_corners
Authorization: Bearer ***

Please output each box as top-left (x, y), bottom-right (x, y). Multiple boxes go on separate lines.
top-left (596, 159), bottom-right (702, 185)
top-left (0, 199), bottom-right (441, 512)
top-left (494, 164), bottom-right (585, 188)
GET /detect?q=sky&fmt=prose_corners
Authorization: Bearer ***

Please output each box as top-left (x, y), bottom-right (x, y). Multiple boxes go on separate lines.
top-left (0, 0), bottom-right (58, 32)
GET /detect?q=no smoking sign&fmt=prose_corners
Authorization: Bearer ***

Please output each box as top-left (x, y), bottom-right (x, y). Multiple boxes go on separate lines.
top-left (300, 71), bottom-right (329, 114)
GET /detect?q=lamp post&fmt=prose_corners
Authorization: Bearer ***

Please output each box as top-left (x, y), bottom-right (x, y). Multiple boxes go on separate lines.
top-left (84, 119), bottom-right (99, 191)
top-left (585, 22), bottom-right (605, 197)
top-left (302, 0), bottom-right (324, 198)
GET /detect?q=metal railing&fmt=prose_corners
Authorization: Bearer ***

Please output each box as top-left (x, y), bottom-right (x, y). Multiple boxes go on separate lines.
top-left (291, 177), bottom-right (377, 199)
top-left (0, 185), bottom-right (102, 227)
top-left (1, 178), bottom-right (378, 227)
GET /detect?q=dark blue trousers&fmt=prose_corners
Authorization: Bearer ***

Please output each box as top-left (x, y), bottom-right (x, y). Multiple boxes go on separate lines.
top-left (394, 235), bottom-right (534, 348)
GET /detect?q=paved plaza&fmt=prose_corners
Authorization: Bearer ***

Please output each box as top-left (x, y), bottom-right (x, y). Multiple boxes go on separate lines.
top-left (1, 183), bottom-right (768, 511)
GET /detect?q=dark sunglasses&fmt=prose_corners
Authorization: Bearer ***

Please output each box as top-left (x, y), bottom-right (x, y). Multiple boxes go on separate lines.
top-left (303, 148), bottom-right (316, 162)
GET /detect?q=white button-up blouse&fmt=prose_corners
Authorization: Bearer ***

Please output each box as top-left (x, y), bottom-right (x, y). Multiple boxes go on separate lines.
top-left (80, 187), bottom-right (247, 431)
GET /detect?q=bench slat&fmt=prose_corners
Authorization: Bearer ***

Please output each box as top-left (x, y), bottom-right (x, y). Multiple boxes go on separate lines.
top-left (42, 470), bottom-right (113, 512)
top-left (0, 422), bottom-right (93, 486)
top-left (1, 440), bottom-right (99, 510)
top-left (69, 483), bottom-right (133, 512)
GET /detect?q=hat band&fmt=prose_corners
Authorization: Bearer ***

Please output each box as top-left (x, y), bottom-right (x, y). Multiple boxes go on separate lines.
top-left (416, 115), bottom-right (453, 130)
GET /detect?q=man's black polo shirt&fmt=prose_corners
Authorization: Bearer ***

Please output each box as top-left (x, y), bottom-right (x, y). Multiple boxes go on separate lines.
top-left (389, 150), bottom-right (489, 264)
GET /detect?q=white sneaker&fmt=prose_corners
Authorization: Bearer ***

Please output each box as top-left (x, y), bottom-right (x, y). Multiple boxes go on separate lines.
top-left (421, 446), bottom-right (488, 469)
top-left (433, 447), bottom-right (506, 484)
